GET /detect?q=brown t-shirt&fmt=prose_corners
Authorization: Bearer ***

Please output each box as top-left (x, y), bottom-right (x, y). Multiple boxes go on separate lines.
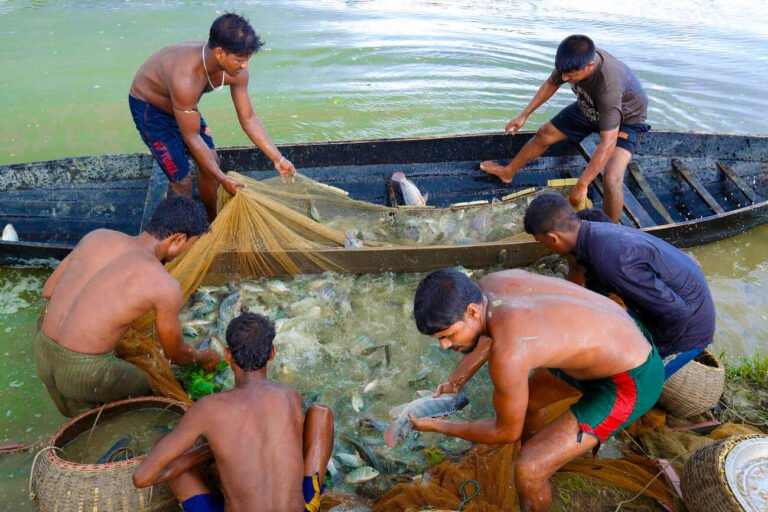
top-left (549, 49), bottom-right (648, 131)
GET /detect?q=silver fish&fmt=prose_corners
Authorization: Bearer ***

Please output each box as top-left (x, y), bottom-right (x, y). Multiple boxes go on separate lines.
top-left (391, 172), bottom-right (428, 206)
top-left (383, 393), bottom-right (469, 448)
top-left (345, 465), bottom-right (379, 483)
top-left (2, 223), bottom-right (18, 242)
top-left (344, 230), bottom-right (363, 248)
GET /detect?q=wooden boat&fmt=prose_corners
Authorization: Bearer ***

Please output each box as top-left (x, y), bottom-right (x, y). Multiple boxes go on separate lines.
top-left (1, 131), bottom-right (767, 276)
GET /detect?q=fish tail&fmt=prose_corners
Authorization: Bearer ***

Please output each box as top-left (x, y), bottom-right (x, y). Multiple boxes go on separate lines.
top-left (383, 424), bottom-right (398, 448)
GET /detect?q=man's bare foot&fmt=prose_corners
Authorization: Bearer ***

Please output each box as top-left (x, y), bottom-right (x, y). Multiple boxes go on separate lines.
top-left (479, 161), bottom-right (515, 184)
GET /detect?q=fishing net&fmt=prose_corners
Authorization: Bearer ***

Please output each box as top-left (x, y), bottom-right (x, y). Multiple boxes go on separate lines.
top-left (114, 172), bottom-right (546, 403)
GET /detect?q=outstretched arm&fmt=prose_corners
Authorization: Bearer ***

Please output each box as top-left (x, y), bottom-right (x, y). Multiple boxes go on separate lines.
top-left (170, 77), bottom-right (243, 196)
top-left (568, 127), bottom-right (619, 208)
top-left (133, 403), bottom-right (210, 487)
top-left (433, 336), bottom-right (492, 397)
top-left (155, 281), bottom-right (220, 370)
top-left (412, 353), bottom-right (529, 444)
top-left (504, 77), bottom-right (561, 135)
top-left (230, 73), bottom-right (296, 178)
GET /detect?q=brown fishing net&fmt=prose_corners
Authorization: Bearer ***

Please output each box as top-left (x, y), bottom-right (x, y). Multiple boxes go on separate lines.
top-left (114, 172), bottom-right (546, 403)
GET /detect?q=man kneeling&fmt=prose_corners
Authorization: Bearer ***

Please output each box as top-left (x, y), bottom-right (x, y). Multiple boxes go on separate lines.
top-left (409, 268), bottom-right (663, 512)
top-left (133, 313), bottom-right (334, 512)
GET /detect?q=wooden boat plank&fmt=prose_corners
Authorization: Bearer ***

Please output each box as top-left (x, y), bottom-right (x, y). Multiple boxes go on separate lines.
top-left (716, 161), bottom-right (762, 204)
top-left (671, 158), bottom-right (726, 214)
top-left (206, 239), bottom-right (547, 280)
top-left (2, 217), bottom-right (140, 243)
top-left (627, 162), bottom-right (675, 224)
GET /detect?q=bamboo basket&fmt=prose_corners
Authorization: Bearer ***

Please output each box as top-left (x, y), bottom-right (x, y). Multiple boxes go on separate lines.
top-left (29, 396), bottom-right (188, 512)
top-left (659, 349), bottom-right (724, 418)
top-left (681, 434), bottom-right (768, 512)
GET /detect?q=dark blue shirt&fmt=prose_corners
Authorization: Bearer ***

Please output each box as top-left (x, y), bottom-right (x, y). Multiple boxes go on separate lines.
top-left (573, 220), bottom-right (716, 357)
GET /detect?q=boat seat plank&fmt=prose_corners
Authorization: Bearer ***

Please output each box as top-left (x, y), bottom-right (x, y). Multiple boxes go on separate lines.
top-left (716, 161), bottom-right (762, 204)
top-left (671, 159), bottom-right (726, 214)
top-left (627, 162), bottom-right (675, 224)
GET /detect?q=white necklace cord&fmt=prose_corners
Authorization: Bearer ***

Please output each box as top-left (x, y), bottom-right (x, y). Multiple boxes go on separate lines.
top-left (201, 44), bottom-right (225, 92)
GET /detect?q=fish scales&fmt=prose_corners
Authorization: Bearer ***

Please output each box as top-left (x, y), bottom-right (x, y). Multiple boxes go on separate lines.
top-left (384, 394), bottom-right (469, 448)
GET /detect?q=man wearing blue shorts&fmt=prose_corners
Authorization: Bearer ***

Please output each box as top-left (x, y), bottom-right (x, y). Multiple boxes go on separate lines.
top-left (129, 13), bottom-right (297, 221)
top-left (481, 35), bottom-right (649, 222)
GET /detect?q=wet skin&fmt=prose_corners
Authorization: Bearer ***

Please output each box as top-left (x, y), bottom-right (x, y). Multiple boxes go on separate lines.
top-left (41, 229), bottom-right (219, 369)
top-left (130, 41), bottom-right (297, 220)
top-left (133, 348), bottom-right (334, 512)
top-left (412, 269), bottom-right (653, 512)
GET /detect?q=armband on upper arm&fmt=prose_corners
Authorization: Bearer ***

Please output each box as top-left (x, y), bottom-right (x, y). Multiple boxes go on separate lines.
top-left (173, 106), bottom-right (200, 114)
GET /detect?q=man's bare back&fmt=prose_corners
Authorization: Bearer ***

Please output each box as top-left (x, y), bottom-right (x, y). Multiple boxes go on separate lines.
top-left (479, 269), bottom-right (650, 380)
top-left (176, 381), bottom-right (306, 512)
top-left (42, 229), bottom-right (180, 354)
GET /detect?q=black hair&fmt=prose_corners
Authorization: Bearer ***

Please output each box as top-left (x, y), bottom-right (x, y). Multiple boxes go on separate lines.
top-left (576, 208), bottom-right (612, 223)
top-left (523, 193), bottom-right (580, 235)
top-left (208, 12), bottom-right (265, 56)
top-left (555, 35), bottom-right (596, 73)
top-left (145, 195), bottom-right (210, 240)
top-left (414, 268), bottom-right (483, 335)
top-left (226, 312), bottom-right (276, 371)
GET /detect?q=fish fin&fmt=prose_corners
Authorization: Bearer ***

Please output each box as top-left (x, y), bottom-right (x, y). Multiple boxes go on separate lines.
top-left (414, 390), bottom-right (433, 398)
top-left (391, 171), bottom-right (406, 183)
top-left (422, 192), bottom-right (429, 205)
top-left (383, 424), bottom-right (398, 448)
top-left (388, 403), bottom-right (408, 419)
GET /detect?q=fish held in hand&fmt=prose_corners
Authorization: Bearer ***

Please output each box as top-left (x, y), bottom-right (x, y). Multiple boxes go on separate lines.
top-left (383, 393), bottom-right (469, 448)
top-left (391, 172), bottom-right (428, 206)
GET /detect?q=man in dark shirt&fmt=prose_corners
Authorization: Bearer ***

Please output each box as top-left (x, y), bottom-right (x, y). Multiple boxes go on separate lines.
top-left (523, 193), bottom-right (716, 379)
top-left (480, 35), bottom-right (649, 222)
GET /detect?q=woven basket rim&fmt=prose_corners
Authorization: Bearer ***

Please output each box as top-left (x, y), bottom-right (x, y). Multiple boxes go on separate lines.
top-left (45, 396), bottom-right (188, 470)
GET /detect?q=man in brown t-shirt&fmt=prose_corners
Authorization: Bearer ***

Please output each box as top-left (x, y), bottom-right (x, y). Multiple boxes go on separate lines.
top-left (480, 35), bottom-right (649, 222)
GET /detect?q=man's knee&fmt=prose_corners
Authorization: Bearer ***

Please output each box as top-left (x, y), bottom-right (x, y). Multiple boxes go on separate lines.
top-left (515, 453), bottom-right (547, 486)
top-left (534, 123), bottom-right (564, 146)
top-left (306, 404), bottom-right (334, 424)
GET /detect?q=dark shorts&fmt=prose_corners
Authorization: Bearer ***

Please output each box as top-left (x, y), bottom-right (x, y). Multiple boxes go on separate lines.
top-left (663, 346), bottom-right (706, 379)
top-left (549, 343), bottom-right (664, 447)
top-left (128, 95), bottom-right (215, 183)
top-left (550, 102), bottom-right (650, 154)
top-left (181, 493), bottom-right (225, 512)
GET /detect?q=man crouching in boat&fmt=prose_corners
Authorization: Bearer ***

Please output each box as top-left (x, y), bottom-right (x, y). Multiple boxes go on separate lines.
top-left (129, 12), bottom-right (297, 221)
top-left (409, 268), bottom-right (663, 512)
top-left (36, 196), bottom-right (220, 417)
top-left (133, 313), bottom-right (335, 512)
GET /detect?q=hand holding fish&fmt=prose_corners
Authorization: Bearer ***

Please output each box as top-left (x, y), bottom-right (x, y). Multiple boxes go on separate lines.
top-left (432, 380), bottom-right (463, 398)
top-left (407, 412), bottom-right (437, 432)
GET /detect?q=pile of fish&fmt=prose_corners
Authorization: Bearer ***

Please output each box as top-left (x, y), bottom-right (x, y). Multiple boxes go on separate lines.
top-left (178, 260), bottom-right (568, 495)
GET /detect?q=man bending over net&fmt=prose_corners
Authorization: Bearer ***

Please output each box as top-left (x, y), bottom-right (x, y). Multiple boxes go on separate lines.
top-left (133, 312), bottom-right (334, 512)
top-left (409, 268), bottom-right (663, 512)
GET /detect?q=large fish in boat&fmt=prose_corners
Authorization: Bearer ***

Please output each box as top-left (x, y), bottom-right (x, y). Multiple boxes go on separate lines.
top-left (383, 392), bottom-right (469, 448)
top-left (391, 172), bottom-right (428, 206)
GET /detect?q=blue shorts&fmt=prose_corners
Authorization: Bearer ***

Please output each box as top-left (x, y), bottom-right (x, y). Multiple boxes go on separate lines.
top-left (181, 493), bottom-right (224, 512)
top-left (663, 346), bottom-right (706, 380)
top-left (128, 95), bottom-right (215, 183)
top-left (550, 102), bottom-right (650, 154)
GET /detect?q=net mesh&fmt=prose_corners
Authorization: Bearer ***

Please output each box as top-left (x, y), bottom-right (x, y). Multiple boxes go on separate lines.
top-left (114, 172), bottom-right (545, 403)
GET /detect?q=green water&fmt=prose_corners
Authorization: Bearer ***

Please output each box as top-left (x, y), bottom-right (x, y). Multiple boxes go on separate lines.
top-left (1, 0), bottom-right (767, 509)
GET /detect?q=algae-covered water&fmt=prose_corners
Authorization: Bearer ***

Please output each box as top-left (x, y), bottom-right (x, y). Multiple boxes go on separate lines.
top-left (1, 0), bottom-right (768, 509)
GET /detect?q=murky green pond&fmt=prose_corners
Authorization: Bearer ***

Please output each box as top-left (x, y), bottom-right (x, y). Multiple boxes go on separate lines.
top-left (1, 0), bottom-right (767, 509)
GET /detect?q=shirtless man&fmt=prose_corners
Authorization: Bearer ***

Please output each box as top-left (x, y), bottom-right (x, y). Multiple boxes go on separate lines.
top-left (410, 268), bottom-right (663, 512)
top-left (36, 196), bottom-right (220, 417)
top-left (129, 13), bottom-right (297, 221)
top-left (134, 312), bottom-right (335, 512)
top-left (480, 35), bottom-right (649, 222)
